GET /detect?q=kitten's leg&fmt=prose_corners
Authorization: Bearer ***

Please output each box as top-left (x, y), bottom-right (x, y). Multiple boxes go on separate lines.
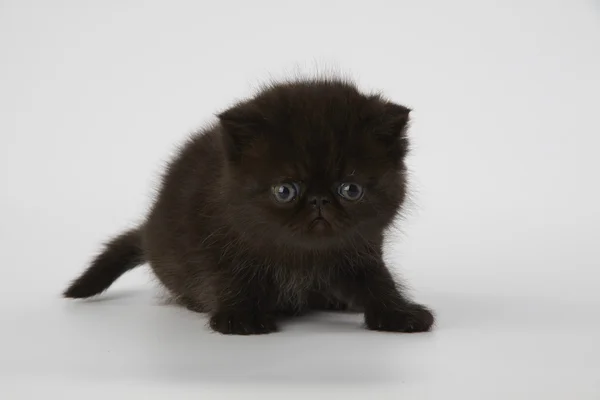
top-left (179, 296), bottom-right (206, 313)
top-left (208, 272), bottom-right (278, 335)
top-left (340, 258), bottom-right (434, 333)
top-left (273, 305), bottom-right (308, 317)
top-left (273, 293), bottom-right (348, 316)
top-left (307, 291), bottom-right (349, 311)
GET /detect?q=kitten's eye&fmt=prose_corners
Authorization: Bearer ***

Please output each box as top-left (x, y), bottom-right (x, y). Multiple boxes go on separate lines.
top-left (272, 182), bottom-right (300, 203)
top-left (337, 183), bottom-right (364, 201)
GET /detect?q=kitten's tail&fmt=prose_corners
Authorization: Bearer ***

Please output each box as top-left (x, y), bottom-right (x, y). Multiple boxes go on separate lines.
top-left (63, 228), bottom-right (144, 298)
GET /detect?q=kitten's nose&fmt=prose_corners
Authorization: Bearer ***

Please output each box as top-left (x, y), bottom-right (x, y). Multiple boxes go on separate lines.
top-left (308, 195), bottom-right (331, 209)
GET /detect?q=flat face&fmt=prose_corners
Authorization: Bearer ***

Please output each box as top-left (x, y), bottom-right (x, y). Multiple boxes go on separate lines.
top-left (222, 81), bottom-right (407, 248)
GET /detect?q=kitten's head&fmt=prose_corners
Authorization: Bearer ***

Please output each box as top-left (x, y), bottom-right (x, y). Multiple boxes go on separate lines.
top-left (218, 79), bottom-right (411, 250)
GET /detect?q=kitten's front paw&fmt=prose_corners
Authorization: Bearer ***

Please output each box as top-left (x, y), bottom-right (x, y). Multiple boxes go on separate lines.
top-left (209, 310), bottom-right (278, 335)
top-left (365, 303), bottom-right (434, 333)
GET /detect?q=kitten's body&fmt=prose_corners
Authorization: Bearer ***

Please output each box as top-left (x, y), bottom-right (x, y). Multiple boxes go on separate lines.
top-left (64, 78), bottom-right (434, 335)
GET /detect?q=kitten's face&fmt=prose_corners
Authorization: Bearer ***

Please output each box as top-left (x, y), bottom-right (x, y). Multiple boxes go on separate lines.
top-left (219, 80), bottom-right (410, 249)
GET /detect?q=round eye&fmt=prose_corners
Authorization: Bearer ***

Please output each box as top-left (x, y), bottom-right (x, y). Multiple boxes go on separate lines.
top-left (272, 182), bottom-right (299, 203)
top-left (338, 183), bottom-right (364, 201)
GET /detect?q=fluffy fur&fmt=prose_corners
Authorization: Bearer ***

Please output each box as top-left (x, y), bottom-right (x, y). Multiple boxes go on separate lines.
top-left (64, 78), bottom-right (434, 335)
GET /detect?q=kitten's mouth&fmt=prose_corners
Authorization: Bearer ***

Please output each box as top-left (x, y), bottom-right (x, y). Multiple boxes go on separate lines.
top-left (309, 217), bottom-right (332, 234)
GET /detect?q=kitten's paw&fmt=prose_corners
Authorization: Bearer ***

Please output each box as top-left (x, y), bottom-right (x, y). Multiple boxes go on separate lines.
top-left (365, 303), bottom-right (434, 333)
top-left (209, 311), bottom-right (278, 335)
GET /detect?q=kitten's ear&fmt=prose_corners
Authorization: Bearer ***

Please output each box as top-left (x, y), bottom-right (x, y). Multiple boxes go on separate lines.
top-left (382, 102), bottom-right (411, 136)
top-left (218, 103), bottom-right (267, 161)
top-left (370, 101), bottom-right (411, 158)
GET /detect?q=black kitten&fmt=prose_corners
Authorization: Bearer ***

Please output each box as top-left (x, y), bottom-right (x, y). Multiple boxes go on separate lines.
top-left (64, 78), bottom-right (434, 335)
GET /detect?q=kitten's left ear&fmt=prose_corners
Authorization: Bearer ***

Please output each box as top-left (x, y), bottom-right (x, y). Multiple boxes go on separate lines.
top-left (382, 102), bottom-right (411, 136)
top-left (373, 101), bottom-right (411, 158)
top-left (218, 103), bottom-right (267, 161)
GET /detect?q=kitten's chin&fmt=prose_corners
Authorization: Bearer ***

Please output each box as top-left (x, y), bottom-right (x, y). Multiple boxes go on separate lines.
top-left (274, 218), bottom-right (350, 250)
top-left (308, 217), bottom-right (332, 235)
top-left (288, 218), bottom-right (343, 249)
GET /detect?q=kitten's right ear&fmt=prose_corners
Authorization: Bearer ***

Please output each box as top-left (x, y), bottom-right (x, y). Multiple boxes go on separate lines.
top-left (218, 103), bottom-right (267, 161)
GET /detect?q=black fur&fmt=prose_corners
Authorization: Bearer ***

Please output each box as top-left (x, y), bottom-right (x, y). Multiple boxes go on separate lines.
top-left (64, 78), bottom-right (434, 335)
top-left (64, 229), bottom-right (143, 298)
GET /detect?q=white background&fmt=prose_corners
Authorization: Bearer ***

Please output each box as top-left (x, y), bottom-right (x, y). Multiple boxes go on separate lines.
top-left (1, 0), bottom-right (599, 398)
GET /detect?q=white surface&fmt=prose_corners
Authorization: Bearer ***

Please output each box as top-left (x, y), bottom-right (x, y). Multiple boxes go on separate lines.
top-left (1, 0), bottom-right (599, 399)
